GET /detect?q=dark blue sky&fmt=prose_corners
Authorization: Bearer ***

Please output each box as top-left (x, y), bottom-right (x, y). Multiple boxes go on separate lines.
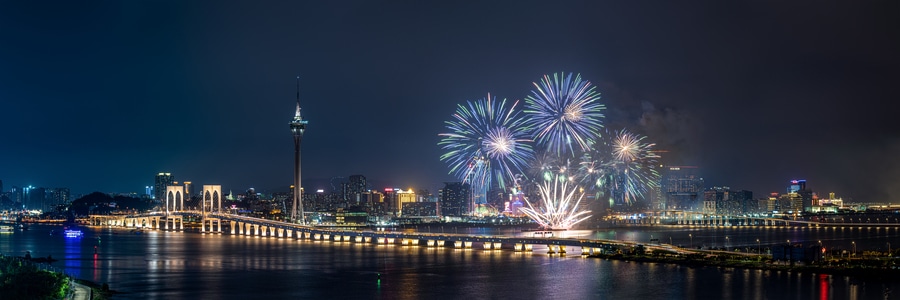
top-left (1, 1), bottom-right (897, 201)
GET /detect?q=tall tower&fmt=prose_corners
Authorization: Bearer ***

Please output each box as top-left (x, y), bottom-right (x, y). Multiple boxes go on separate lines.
top-left (290, 76), bottom-right (309, 223)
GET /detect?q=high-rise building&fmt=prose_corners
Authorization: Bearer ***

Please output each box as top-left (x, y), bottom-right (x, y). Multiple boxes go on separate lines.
top-left (396, 189), bottom-right (416, 216)
top-left (183, 181), bottom-right (192, 198)
top-left (440, 182), bottom-right (470, 217)
top-left (702, 186), bottom-right (728, 215)
top-left (732, 189), bottom-right (754, 214)
top-left (154, 173), bottom-right (174, 201)
top-left (23, 185), bottom-right (38, 210)
top-left (662, 166), bottom-right (703, 211)
top-left (290, 76), bottom-right (309, 224)
top-left (344, 175), bottom-right (368, 206)
top-left (45, 188), bottom-right (70, 212)
top-left (786, 179), bottom-right (813, 213)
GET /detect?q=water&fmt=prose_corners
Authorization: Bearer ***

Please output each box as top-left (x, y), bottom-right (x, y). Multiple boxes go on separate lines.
top-left (2, 224), bottom-right (899, 299)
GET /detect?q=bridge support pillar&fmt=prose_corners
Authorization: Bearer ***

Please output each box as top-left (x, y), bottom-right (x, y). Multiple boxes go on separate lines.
top-left (514, 243), bottom-right (523, 251)
top-left (581, 247), bottom-right (590, 255)
top-left (493, 242), bottom-right (501, 250)
top-left (364, 236), bottom-right (372, 243)
top-left (315, 234), bottom-right (322, 240)
top-left (427, 240), bottom-right (435, 247)
top-left (464, 241), bottom-right (472, 248)
top-left (387, 238), bottom-right (395, 244)
top-left (483, 242), bottom-right (492, 250)
top-left (454, 241), bottom-right (462, 248)
top-left (377, 237), bottom-right (386, 244)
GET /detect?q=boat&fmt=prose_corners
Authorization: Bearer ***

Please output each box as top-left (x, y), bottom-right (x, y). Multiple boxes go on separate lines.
top-left (0, 225), bottom-right (13, 233)
top-left (64, 229), bottom-right (84, 238)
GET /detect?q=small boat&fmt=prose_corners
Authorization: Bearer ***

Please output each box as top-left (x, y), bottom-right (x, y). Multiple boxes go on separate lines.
top-left (0, 225), bottom-right (14, 233)
top-left (64, 229), bottom-right (84, 238)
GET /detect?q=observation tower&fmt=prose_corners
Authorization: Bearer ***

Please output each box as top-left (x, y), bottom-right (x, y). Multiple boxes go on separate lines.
top-left (290, 76), bottom-right (309, 224)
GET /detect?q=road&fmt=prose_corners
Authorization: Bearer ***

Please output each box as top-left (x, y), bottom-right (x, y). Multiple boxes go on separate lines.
top-left (71, 281), bottom-right (91, 300)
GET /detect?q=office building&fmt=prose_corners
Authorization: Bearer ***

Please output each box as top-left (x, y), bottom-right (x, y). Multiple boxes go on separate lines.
top-left (440, 182), bottom-right (470, 217)
top-left (154, 173), bottom-right (174, 201)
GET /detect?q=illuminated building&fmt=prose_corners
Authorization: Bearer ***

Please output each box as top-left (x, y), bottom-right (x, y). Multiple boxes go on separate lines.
top-left (44, 188), bottom-right (70, 212)
top-left (396, 189), bottom-right (416, 216)
top-left (154, 173), bottom-right (174, 201)
top-left (662, 166), bottom-right (703, 211)
top-left (343, 175), bottom-right (368, 206)
top-left (440, 182), bottom-right (470, 217)
top-left (786, 179), bottom-right (813, 213)
top-left (183, 181), bottom-right (192, 198)
top-left (703, 187), bottom-right (753, 215)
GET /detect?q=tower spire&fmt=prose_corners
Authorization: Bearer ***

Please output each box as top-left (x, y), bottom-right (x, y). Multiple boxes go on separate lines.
top-left (295, 75), bottom-right (301, 118)
top-left (290, 75), bottom-right (309, 224)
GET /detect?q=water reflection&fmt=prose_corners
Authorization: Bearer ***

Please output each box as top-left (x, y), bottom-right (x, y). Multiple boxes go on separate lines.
top-left (3, 224), bottom-right (900, 299)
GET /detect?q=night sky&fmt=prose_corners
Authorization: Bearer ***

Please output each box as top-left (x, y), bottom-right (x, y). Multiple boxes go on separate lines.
top-left (1, 1), bottom-right (897, 202)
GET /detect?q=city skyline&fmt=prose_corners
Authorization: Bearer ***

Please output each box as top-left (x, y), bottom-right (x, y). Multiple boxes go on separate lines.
top-left (1, 1), bottom-right (897, 202)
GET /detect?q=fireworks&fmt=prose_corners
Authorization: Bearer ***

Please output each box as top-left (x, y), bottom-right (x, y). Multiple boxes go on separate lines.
top-left (438, 93), bottom-right (534, 193)
top-left (519, 172), bottom-right (592, 230)
top-left (437, 73), bottom-right (661, 224)
top-left (524, 72), bottom-right (606, 156)
top-left (580, 129), bottom-right (660, 205)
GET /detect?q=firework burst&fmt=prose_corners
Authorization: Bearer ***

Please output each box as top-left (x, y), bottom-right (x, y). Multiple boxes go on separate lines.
top-left (519, 172), bottom-right (592, 230)
top-left (580, 129), bottom-right (660, 205)
top-left (524, 72), bottom-right (606, 156)
top-left (438, 93), bottom-right (534, 192)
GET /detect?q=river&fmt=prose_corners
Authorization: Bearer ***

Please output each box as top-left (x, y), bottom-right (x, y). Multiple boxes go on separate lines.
top-left (2, 224), bottom-right (899, 299)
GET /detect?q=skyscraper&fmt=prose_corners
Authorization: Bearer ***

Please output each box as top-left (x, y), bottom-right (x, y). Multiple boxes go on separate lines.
top-left (154, 173), bottom-right (174, 201)
top-left (662, 166), bottom-right (704, 211)
top-left (345, 175), bottom-right (367, 206)
top-left (787, 179), bottom-right (813, 213)
top-left (290, 76), bottom-right (309, 223)
top-left (440, 182), bottom-right (470, 217)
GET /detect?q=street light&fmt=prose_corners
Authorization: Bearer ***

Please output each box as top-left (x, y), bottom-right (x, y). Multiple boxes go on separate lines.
top-left (756, 238), bottom-right (761, 254)
top-left (852, 241), bottom-right (856, 257)
top-left (725, 236), bottom-right (730, 249)
top-left (689, 233), bottom-right (693, 249)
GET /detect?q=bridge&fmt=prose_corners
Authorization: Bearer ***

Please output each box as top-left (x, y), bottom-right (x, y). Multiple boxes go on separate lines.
top-left (87, 211), bottom-right (640, 255)
top-left (609, 210), bottom-right (900, 227)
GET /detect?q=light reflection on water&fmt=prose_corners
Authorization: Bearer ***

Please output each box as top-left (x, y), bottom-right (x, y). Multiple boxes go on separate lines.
top-left (1, 224), bottom-right (898, 299)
